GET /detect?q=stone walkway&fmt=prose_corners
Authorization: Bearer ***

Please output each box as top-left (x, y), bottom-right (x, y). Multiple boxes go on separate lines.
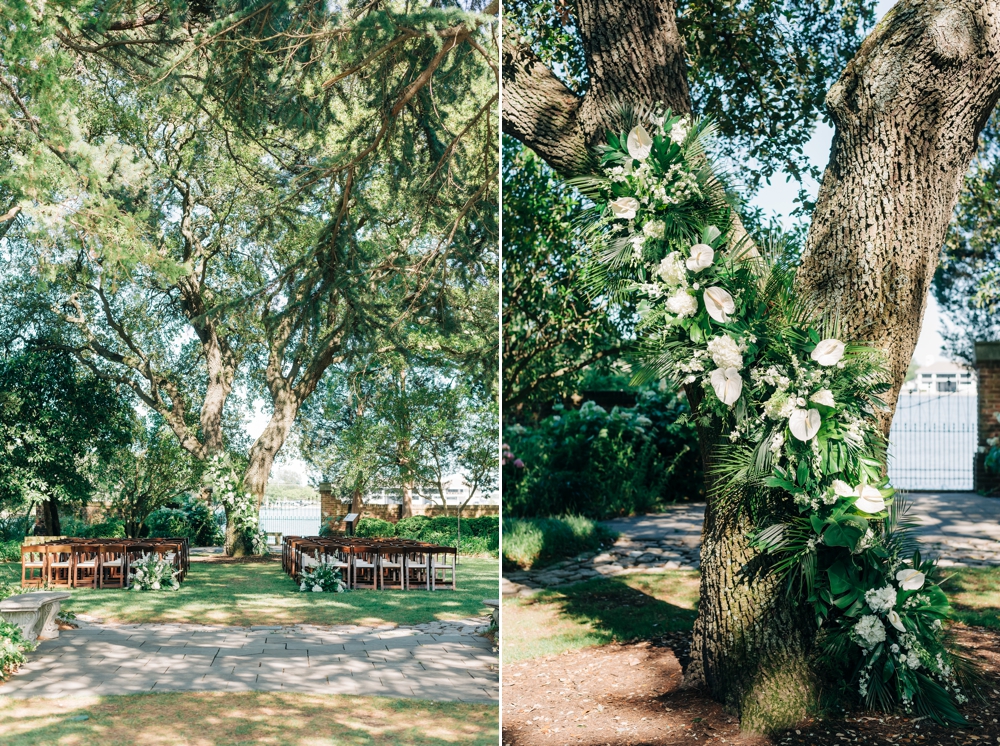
top-left (502, 493), bottom-right (1000, 595)
top-left (0, 618), bottom-right (497, 703)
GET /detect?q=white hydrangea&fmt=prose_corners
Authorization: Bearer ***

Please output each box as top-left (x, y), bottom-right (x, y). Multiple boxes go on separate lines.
top-left (656, 252), bottom-right (687, 286)
top-left (643, 219), bottom-right (666, 239)
top-left (865, 585), bottom-right (898, 614)
top-left (707, 335), bottom-right (744, 370)
top-left (905, 649), bottom-right (922, 669)
top-left (665, 289), bottom-right (698, 317)
top-left (854, 615), bottom-right (886, 649)
top-left (763, 392), bottom-right (796, 420)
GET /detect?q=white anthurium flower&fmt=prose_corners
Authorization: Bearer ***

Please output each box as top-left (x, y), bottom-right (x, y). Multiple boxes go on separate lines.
top-left (831, 479), bottom-right (854, 497)
top-left (853, 485), bottom-right (886, 514)
top-left (705, 225), bottom-right (721, 243)
top-left (810, 389), bottom-right (835, 408)
top-left (788, 408), bottom-right (821, 441)
top-left (896, 568), bottom-right (926, 591)
top-left (888, 609), bottom-right (906, 632)
top-left (686, 243), bottom-right (714, 273)
top-left (811, 338), bottom-right (846, 366)
top-left (609, 196), bottom-right (640, 220)
top-left (710, 367), bottom-right (743, 406)
top-left (703, 286), bottom-right (735, 323)
top-left (627, 124), bottom-right (653, 160)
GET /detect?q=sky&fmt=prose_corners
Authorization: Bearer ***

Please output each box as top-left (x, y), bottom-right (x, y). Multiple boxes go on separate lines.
top-left (748, 0), bottom-right (947, 368)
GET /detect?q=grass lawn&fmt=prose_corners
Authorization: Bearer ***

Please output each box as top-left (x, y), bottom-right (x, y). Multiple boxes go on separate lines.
top-left (503, 566), bottom-right (1000, 665)
top-left (502, 570), bottom-right (700, 664)
top-left (0, 692), bottom-right (497, 746)
top-left (941, 565), bottom-right (1000, 630)
top-left (0, 557), bottom-right (499, 627)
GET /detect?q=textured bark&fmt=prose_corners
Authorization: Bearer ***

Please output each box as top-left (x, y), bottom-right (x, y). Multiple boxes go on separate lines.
top-left (800, 0), bottom-right (1000, 430)
top-left (501, 0), bottom-right (690, 177)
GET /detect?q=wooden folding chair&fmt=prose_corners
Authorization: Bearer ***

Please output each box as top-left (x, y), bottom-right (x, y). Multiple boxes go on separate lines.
top-left (430, 548), bottom-right (457, 591)
top-left (403, 548), bottom-right (431, 591)
top-left (99, 544), bottom-right (128, 589)
top-left (378, 547), bottom-right (405, 590)
top-left (352, 548), bottom-right (379, 590)
top-left (45, 544), bottom-right (74, 588)
top-left (73, 545), bottom-right (101, 588)
top-left (21, 545), bottom-right (46, 587)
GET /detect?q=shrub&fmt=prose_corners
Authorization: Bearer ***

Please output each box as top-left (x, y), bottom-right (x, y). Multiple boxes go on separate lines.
top-left (354, 517), bottom-right (396, 538)
top-left (502, 515), bottom-right (618, 570)
top-left (0, 620), bottom-right (34, 680)
top-left (146, 496), bottom-right (223, 545)
top-left (58, 515), bottom-right (126, 539)
top-left (503, 389), bottom-right (703, 519)
top-left (0, 540), bottom-right (20, 563)
top-left (0, 514), bottom-right (32, 542)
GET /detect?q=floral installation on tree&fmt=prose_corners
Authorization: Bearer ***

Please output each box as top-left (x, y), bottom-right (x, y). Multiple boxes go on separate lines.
top-left (573, 106), bottom-right (978, 725)
top-left (204, 453), bottom-right (268, 555)
top-left (298, 563), bottom-right (347, 593)
top-left (129, 552), bottom-right (180, 591)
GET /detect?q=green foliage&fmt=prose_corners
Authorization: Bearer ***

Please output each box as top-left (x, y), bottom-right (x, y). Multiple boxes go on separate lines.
top-left (502, 515), bottom-right (617, 570)
top-left (146, 496), bottom-right (223, 546)
top-left (98, 415), bottom-right (199, 539)
top-left (354, 518), bottom-right (398, 539)
top-left (0, 0), bottom-right (498, 531)
top-left (0, 345), bottom-right (134, 528)
top-left (582, 112), bottom-right (969, 723)
top-left (297, 564), bottom-right (347, 593)
top-left (935, 113), bottom-right (1000, 362)
top-left (503, 390), bottom-right (703, 519)
top-left (503, 0), bottom-right (876, 200)
top-left (0, 620), bottom-right (33, 681)
top-left (0, 541), bottom-right (20, 563)
top-left (59, 516), bottom-right (126, 539)
top-left (502, 137), bottom-right (634, 413)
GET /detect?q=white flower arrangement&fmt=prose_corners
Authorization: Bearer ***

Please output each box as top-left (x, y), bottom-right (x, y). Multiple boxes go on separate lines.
top-left (204, 454), bottom-right (268, 555)
top-left (129, 553), bottom-right (179, 591)
top-left (297, 563), bottom-right (346, 593)
top-left (586, 108), bottom-right (968, 723)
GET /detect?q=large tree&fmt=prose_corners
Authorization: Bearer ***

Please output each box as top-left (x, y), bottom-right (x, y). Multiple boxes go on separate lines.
top-left (503, 0), bottom-right (1000, 732)
top-left (0, 344), bottom-right (134, 535)
top-left (0, 1), bottom-right (498, 554)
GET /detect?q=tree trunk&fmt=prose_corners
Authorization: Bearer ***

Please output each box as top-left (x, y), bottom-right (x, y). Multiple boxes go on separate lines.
top-left (502, 0), bottom-right (1000, 732)
top-left (799, 0), bottom-right (1000, 429)
top-left (351, 488), bottom-right (363, 514)
top-left (402, 481), bottom-right (414, 519)
top-left (37, 498), bottom-right (60, 536)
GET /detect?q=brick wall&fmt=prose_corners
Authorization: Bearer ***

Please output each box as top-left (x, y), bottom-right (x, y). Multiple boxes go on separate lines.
top-left (974, 342), bottom-right (1000, 494)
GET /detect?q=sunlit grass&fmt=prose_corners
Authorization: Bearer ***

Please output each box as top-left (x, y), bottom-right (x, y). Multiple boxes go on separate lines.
top-left (0, 692), bottom-right (498, 746)
top-left (502, 570), bottom-right (700, 663)
top-left (940, 565), bottom-right (1000, 630)
top-left (503, 565), bottom-right (1000, 666)
top-left (0, 558), bottom-right (499, 627)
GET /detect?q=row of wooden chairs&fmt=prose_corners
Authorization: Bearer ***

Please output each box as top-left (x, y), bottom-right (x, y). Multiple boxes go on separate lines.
top-left (21, 538), bottom-right (189, 589)
top-left (283, 536), bottom-right (457, 591)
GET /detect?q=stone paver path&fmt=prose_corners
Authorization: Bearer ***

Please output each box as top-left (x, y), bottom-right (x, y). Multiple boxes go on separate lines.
top-left (0, 618), bottom-right (497, 703)
top-left (503, 492), bottom-right (1000, 595)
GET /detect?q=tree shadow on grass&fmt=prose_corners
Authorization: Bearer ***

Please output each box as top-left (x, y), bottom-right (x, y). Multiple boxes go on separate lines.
top-left (0, 692), bottom-right (498, 746)
top-left (535, 574), bottom-right (699, 669)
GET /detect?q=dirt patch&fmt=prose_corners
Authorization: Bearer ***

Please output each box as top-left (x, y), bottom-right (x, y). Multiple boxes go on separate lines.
top-left (502, 626), bottom-right (1000, 745)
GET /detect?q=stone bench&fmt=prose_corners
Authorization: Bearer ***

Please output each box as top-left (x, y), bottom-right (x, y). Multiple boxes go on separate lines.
top-left (483, 598), bottom-right (499, 630)
top-left (0, 592), bottom-right (71, 641)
